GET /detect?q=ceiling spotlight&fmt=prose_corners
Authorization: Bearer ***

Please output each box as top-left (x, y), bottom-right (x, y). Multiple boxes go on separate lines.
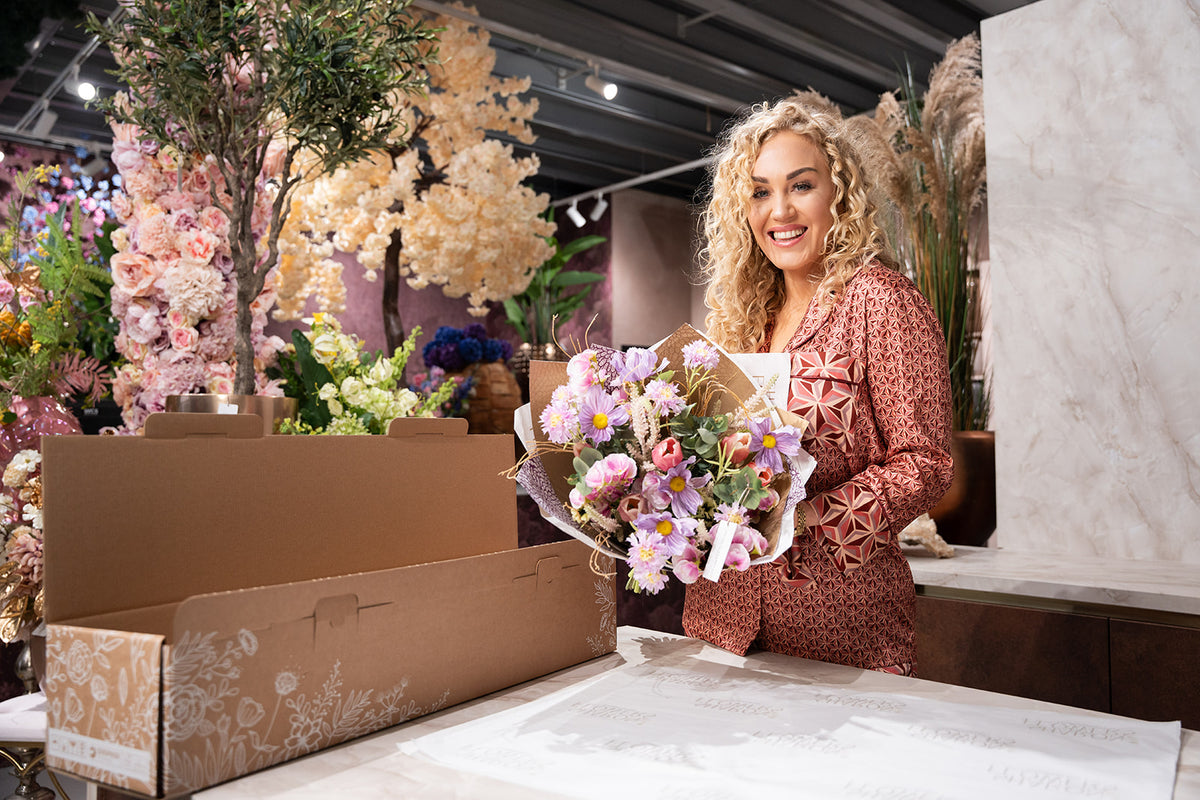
top-left (584, 65), bottom-right (617, 101)
top-left (589, 193), bottom-right (608, 221)
top-left (0, 150), bottom-right (5, 164)
top-left (77, 81), bottom-right (97, 101)
top-left (566, 199), bottom-right (586, 228)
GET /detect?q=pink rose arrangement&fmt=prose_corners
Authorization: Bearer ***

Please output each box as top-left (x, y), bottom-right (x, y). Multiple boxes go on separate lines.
top-left (518, 329), bottom-right (810, 595)
top-left (107, 121), bottom-right (286, 431)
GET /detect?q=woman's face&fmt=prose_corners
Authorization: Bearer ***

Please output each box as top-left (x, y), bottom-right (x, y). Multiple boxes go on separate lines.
top-left (747, 131), bottom-right (836, 278)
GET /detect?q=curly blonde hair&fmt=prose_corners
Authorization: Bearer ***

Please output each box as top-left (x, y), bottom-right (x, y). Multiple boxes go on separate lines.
top-left (700, 91), bottom-right (895, 351)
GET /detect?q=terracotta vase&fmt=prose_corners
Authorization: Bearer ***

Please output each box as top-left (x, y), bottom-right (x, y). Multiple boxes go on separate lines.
top-left (0, 395), bottom-right (84, 465)
top-left (165, 394), bottom-right (299, 435)
top-left (458, 362), bottom-right (523, 435)
top-left (929, 430), bottom-right (996, 547)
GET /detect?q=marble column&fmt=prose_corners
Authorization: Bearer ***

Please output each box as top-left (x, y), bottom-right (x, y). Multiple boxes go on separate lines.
top-left (982, 0), bottom-right (1200, 561)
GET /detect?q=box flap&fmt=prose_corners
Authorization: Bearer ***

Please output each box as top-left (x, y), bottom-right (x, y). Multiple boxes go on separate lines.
top-left (42, 417), bottom-right (518, 622)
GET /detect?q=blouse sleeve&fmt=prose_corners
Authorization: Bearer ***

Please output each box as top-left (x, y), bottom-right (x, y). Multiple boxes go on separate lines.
top-left (857, 276), bottom-right (953, 534)
top-left (805, 276), bottom-right (954, 568)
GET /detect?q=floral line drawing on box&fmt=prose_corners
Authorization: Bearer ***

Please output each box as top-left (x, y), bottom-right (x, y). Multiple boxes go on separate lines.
top-left (588, 578), bottom-right (617, 656)
top-left (163, 627), bottom-right (451, 794)
top-left (44, 628), bottom-right (162, 793)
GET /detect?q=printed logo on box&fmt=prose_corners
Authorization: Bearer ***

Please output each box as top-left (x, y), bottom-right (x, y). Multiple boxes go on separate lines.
top-left (47, 728), bottom-right (153, 784)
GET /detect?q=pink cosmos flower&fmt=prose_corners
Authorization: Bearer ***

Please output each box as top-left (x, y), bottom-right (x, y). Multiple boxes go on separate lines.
top-left (651, 437), bottom-right (683, 471)
top-left (0, 279), bottom-right (14, 305)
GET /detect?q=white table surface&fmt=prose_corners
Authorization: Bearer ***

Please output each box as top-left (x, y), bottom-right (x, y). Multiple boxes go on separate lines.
top-left (906, 544), bottom-right (1200, 617)
top-left (193, 626), bottom-right (1200, 800)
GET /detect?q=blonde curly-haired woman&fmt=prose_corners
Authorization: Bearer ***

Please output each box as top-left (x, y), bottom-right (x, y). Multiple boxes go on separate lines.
top-left (684, 92), bottom-right (954, 675)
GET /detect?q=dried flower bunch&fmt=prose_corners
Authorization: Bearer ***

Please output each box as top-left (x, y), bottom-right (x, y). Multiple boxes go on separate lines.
top-left (862, 34), bottom-right (989, 430)
top-left (1, 164), bottom-right (112, 413)
top-left (0, 448), bottom-right (44, 642)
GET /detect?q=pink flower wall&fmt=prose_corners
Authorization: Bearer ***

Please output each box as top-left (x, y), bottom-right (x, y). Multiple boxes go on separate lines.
top-left (108, 124), bottom-right (285, 431)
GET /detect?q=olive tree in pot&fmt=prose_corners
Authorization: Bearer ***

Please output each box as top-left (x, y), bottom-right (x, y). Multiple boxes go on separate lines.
top-left (89, 0), bottom-right (438, 396)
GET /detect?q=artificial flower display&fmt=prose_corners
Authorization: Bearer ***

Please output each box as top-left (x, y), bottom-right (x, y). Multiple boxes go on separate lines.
top-left (1, 164), bottom-right (112, 414)
top-left (0, 448), bottom-right (44, 642)
top-left (516, 326), bottom-right (813, 595)
top-left (275, 5), bottom-right (553, 350)
top-left (274, 313), bottom-right (454, 435)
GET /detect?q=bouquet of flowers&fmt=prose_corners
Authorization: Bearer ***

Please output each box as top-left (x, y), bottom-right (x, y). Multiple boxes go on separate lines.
top-left (516, 325), bottom-right (815, 594)
top-left (0, 448), bottom-right (44, 643)
top-left (273, 313), bottom-right (455, 435)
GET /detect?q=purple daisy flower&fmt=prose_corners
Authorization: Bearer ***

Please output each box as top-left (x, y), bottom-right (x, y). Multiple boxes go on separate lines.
top-left (662, 457), bottom-right (711, 517)
top-left (578, 387), bottom-right (630, 444)
top-left (747, 417), bottom-right (802, 473)
top-left (634, 512), bottom-right (697, 556)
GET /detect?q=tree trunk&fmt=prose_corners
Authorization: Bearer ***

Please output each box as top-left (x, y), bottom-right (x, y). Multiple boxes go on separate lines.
top-left (382, 228), bottom-right (406, 381)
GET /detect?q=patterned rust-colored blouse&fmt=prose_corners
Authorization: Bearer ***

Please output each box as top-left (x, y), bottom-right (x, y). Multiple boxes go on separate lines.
top-left (683, 264), bottom-right (953, 674)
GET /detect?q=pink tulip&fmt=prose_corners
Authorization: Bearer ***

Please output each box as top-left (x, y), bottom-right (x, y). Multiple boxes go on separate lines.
top-left (719, 431), bottom-right (752, 465)
top-left (651, 437), bottom-right (683, 471)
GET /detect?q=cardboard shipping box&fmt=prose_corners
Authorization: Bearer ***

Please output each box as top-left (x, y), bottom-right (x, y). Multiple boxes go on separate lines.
top-left (40, 414), bottom-right (616, 797)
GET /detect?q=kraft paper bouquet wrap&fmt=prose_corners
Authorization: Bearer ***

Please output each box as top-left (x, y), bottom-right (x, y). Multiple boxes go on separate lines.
top-left (515, 325), bottom-right (816, 594)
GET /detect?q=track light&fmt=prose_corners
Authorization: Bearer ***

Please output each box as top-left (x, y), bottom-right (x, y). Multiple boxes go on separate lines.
top-left (584, 65), bottom-right (617, 101)
top-left (566, 199), bottom-right (586, 228)
top-left (71, 65), bottom-right (96, 101)
top-left (589, 193), bottom-right (608, 221)
top-left (32, 106), bottom-right (58, 138)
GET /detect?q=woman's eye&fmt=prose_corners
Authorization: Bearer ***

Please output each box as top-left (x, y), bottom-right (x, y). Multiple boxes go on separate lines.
top-left (793, 181), bottom-right (813, 192)
top-left (751, 188), bottom-right (768, 199)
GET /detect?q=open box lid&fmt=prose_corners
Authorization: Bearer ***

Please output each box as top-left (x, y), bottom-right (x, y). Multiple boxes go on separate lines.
top-left (42, 414), bottom-right (518, 623)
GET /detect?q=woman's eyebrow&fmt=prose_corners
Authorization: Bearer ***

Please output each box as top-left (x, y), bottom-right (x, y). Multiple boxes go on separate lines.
top-left (751, 167), bottom-right (817, 183)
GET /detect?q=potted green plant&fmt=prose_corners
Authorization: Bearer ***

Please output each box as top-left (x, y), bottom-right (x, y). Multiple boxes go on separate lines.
top-left (503, 221), bottom-right (606, 354)
top-left (870, 34), bottom-right (994, 544)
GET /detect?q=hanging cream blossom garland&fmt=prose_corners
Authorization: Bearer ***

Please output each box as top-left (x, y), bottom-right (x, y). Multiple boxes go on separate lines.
top-left (275, 5), bottom-right (554, 321)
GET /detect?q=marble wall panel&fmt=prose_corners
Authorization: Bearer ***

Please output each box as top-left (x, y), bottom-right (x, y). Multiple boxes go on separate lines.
top-left (982, 0), bottom-right (1200, 561)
